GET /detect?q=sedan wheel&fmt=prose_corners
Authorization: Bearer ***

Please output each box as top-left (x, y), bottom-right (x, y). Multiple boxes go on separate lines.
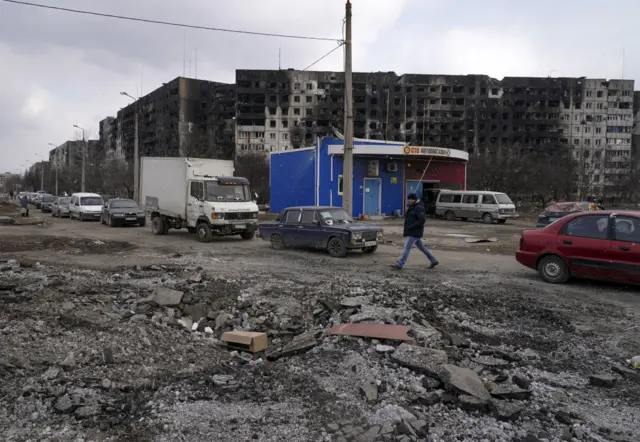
top-left (270, 234), bottom-right (284, 250)
top-left (327, 237), bottom-right (347, 258)
top-left (537, 255), bottom-right (570, 284)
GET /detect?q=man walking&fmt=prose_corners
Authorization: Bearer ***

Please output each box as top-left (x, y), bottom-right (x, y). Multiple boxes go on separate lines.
top-left (20, 194), bottom-right (29, 217)
top-left (392, 193), bottom-right (438, 270)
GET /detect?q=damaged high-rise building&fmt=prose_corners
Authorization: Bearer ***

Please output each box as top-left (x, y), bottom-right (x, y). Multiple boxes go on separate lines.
top-left (235, 69), bottom-right (635, 195)
top-left (115, 77), bottom-right (236, 162)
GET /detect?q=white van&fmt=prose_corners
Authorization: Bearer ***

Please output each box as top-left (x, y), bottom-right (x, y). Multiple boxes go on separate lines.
top-left (69, 192), bottom-right (104, 221)
top-left (435, 190), bottom-right (518, 224)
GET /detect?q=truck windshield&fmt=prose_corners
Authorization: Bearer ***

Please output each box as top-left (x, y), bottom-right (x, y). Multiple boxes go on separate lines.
top-left (495, 194), bottom-right (513, 204)
top-left (206, 181), bottom-right (251, 202)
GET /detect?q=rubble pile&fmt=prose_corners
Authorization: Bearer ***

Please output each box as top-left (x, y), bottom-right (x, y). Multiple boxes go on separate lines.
top-left (0, 257), bottom-right (639, 442)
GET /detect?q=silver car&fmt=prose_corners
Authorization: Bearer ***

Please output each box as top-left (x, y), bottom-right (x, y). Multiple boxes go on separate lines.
top-left (51, 196), bottom-right (72, 217)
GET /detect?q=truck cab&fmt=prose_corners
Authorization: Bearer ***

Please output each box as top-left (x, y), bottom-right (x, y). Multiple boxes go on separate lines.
top-left (186, 176), bottom-right (259, 241)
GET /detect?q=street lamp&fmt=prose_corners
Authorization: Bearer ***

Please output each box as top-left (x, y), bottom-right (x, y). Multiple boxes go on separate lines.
top-left (120, 91), bottom-right (140, 204)
top-left (73, 125), bottom-right (87, 192)
top-left (34, 153), bottom-right (45, 191)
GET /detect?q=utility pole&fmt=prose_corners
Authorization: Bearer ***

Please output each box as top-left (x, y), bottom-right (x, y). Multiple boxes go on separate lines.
top-left (342, 0), bottom-right (354, 215)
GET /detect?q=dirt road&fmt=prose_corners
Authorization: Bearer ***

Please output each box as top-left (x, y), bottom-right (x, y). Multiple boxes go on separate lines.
top-left (1, 217), bottom-right (639, 442)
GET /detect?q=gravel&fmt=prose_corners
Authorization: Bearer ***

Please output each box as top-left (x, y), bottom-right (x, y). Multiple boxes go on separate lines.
top-left (0, 248), bottom-right (639, 442)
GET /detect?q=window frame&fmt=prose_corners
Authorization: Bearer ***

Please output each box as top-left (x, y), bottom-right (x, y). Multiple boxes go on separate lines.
top-left (300, 210), bottom-right (317, 225)
top-left (560, 214), bottom-right (611, 240)
top-left (612, 215), bottom-right (640, 243)
top-left (283, 209), bottom-right (302, 224)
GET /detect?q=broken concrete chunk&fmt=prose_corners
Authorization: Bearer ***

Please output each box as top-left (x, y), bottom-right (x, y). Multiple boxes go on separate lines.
top-left (102, 347), bottom-right (115, 365)
top-left (391, 343), bottom-right (448, 378)
top-left (489, 400), bottom-right (523, 421)
top-left (75, 405), bottom-right (100, 418)
top-left (474, 355), bottom-right (510, 369)
top-left (458, 394), bottom-right (488, 411)
top-left (152, 287), bottom-right (184, 307)
top-left (512, 375), bottom-right (532, 390)
top-left (60, 352), bottom-right (76, 369)
top-left (490, 384), bottom-right (532, 400)
top-left (54, 394), bottom-right (74, 413)
top-left (589, 374), bottom-right (617, 388)
top-left (438, 364), bottom-right (491, 401)
top-left (410, 321), bottom-right (442, 344)
top-left (42, 366), bottom-right (61, 380)
top-left (555, 409), bottom-right (584, 425)
top-left (360, 378), bottom-right (379, 403)
top-left (375, 344), bottom-right (396, 353)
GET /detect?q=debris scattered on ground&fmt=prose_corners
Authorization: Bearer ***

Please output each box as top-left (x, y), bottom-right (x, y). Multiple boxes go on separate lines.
top-left (328, 323), bottom-right (413, 341)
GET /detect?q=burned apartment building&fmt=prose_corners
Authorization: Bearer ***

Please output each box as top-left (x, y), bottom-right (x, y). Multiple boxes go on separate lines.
top-left (99, 117), bottom-right (118, 158)
top-left (115, 77), bottom-right (236, 163)
top-left (236, 69), bottom-right (635, 195)
top-left (48, 140), bottom-right (92, 169)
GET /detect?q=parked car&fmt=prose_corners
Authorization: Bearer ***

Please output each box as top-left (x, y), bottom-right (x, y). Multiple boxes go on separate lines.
top-left (39, 195), bottom-right (56, 213)
top-left (51, 196), bottom-right (72, 217)
top-left (101, 198), bottom-right (146, 227)
top-left (435, 190), bottom-right (519, 224)
top-left (68, 192), bottom-right (104, 221)
top-left (536, 201), bottom-right (604, 227)
top-left (34, 193), bottom-right (48, 209)
top-left (259, 206), bottom-right (383, 257)
top-left (516, 211), bottom-right (640, 285)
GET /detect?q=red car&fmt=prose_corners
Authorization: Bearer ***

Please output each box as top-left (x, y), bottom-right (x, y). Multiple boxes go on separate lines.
top-left (516, 211), bottom-right (640, 284)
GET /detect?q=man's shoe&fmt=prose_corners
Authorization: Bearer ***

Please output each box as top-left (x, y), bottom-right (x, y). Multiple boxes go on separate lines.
top-left (390, 264), bottom-right (403, 270)
top-left (428, 261), bottom-right (439, 269)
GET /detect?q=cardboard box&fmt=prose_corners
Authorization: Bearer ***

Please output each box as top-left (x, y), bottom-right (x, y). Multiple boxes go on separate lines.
top-left (221, 331), bottom-right (268, 353)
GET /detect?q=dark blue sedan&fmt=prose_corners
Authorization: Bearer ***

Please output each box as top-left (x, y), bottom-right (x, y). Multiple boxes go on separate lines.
top-left (259, 206), bottom-right (383, 257)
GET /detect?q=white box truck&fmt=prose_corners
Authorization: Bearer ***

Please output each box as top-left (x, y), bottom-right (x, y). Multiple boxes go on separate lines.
top-left (140, 157), bottom-right (259, 242)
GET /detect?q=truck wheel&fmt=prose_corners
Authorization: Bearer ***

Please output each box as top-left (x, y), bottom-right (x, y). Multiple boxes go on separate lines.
top-left (270, 234), bottom-right (284, 250)
top-left (151, 216), bottom-right (165, 235)
top-left (444, 211), bottom-right (455, 221)
top-left (196, 223), bottom-right (213, 243)
top-left (327, 237), bottom-right (347, 258)
top-left (482, 213), bottom-right (493, 224)
top-left (240, 231), bottom-right (255, 240)
top-left (363, 245), bottom-right (378, 254)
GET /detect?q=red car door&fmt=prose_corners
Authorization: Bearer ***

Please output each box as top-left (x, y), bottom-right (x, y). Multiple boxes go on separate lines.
top-left (555, 214), bottom-right (612, 279)
top-left (607, 215), bottom-right (640, 284)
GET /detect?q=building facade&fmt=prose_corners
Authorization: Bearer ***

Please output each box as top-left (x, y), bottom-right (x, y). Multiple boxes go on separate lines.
top-left (237, 69), bottom-right (635, 196)
top-left (270, 136), bottom-right (469, 217)
top-left (116, 77), bottom-right (236, 163)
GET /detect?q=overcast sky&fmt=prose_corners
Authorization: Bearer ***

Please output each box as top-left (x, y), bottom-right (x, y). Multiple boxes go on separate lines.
top-left (1, 0), bottom-right (639, 174)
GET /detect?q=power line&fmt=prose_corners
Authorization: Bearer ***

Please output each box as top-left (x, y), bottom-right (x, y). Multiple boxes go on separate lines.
top-left (2, 0), bottom-right (342, 43)
top-left (289, 41), bottom-right (344, 80)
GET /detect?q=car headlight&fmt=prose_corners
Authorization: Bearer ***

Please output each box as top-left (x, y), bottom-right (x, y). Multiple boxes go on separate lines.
top-left (251, 212), bottom-right (258, 218)
top-left (211, 212), bottom-right (225, 220)
top-left (353, 232), bottom-right (362, 241)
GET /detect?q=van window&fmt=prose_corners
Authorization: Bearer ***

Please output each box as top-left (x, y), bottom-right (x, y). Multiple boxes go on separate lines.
top-left (482, 194), bottom-right (497, 205)
top-left (439, 193), bottom-right (462, 203)
top-left (80, 197), bottom-right (103, 206)
top-left (495, 194), bottom-right (513, 204)
top-left (463, 195), bottom-right (479, 204)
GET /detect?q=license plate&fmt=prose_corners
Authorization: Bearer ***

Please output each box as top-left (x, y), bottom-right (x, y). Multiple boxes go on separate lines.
top-left (235, 224), bottom-right (246, 229)
top-left (364, 241), bottom-right (377, 247)
top-left (125, 217), bottom-right (136, 221)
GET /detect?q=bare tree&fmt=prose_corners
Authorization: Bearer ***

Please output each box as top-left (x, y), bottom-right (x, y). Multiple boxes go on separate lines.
top-left (234, 152), bottom-right (270, 203)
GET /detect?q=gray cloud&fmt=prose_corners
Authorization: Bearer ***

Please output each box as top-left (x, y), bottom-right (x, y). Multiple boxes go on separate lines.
top-left (1, 0), bottom-right (638, 174)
